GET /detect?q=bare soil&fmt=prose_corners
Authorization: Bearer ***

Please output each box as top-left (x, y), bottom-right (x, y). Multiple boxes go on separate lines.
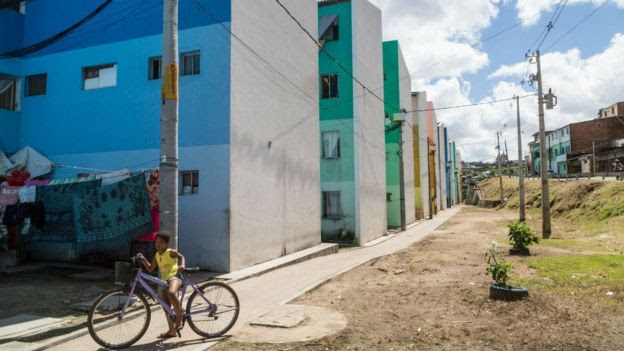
top-left (0, 267), bottom-right (111, 320)
top-left (214, 207), bottom-right (624, 351)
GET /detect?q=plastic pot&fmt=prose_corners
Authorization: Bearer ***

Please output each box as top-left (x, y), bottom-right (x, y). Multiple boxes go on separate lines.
top-left (489, 283), bottom-right (529, 301)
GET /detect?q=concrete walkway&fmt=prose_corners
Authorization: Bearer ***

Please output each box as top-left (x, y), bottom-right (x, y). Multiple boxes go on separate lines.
top-left (48, 207), bottom-right (460, 351)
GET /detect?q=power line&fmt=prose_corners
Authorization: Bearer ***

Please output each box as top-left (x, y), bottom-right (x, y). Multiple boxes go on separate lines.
top-left (406, 94), bottom-right (536, 113)
top-left (0, 0), bottom-right (113, 57)
top-left (534, 0), bottom-right (568, 51)
top-left (544, 2), bottom-right (607, 51)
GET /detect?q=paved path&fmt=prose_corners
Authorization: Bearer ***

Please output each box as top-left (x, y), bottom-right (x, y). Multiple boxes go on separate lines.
top-left (49, 207), bottom-right (461, 351)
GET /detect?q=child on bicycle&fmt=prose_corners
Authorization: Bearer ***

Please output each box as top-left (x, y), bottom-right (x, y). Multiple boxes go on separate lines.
top-left (137, 231), bottom-right (186, 338)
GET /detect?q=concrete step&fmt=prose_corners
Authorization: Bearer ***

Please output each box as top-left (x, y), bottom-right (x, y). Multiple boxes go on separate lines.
top-left (217, 243), bottom-right (339, 283)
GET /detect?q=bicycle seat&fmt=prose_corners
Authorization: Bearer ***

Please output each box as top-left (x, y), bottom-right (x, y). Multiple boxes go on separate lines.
top-left (184, 267), bottom-right (200, 272)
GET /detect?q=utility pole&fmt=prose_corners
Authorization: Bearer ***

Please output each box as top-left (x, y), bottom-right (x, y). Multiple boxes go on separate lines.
top-left (516, 95), bottom-right (526, 222)
top-left (533, 50), bottom-right (552, 238)
top-left (496, 131), bottom-right (504, 203)
top-left (160, 0), bottom-right (179, 249)
top-left (427, 137), bottom-right (434, 220)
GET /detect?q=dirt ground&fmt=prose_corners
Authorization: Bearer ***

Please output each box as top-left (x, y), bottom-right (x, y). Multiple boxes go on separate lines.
top-left (215, 206), bottom-right (624, 351)
top-left (0, 267), bottom-right (114, 321)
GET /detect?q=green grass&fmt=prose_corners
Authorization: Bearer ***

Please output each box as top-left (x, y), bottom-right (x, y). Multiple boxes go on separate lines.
top-left (526, 254), bottom-right (624, 288)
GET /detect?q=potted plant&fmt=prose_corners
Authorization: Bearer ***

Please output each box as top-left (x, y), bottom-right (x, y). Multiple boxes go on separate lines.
top-left (486, 246), bottom-right (528, 301)
top-left (507, 221), bottom-right (539, 256)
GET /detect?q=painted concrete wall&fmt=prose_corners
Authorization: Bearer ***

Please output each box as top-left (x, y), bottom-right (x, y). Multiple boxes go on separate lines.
top-left (437, 124), bottom-right (447, 211)
top-left (318, 1), bottom-right (356, 243)
top-left (229, 0), bottom-right (321, 271)
top-left (352, 0), bottom-right (386, 244)
top-left (412, 92), bottom-right (429, 219)
top-left (397, 44), bottom-right (415, 225)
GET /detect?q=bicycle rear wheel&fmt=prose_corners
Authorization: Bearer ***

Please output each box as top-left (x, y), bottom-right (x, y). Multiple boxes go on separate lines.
top-left (186, 282), bottom-right (239, 338)
top-left (87, 289), bottom-right (151, 349)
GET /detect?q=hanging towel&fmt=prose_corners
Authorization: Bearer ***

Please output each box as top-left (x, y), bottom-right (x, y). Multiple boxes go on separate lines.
top-left (26, 178), bottom-right (101, 242)
top-left (0, 186), bottom-right (20, 206)
top-left (73, 174), bottom-right (153, 254)
top-left (97, 169), bottom-right (131, 186)
top-left (19, 186), bottom-right (36, 203)
top-left (0, 205), bottom-right (8, 251)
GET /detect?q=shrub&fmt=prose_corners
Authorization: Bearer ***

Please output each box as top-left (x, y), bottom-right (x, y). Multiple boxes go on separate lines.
top-left (508, 221), bottom-right (539, 250)
top-left (485, 246), bottom-right (512, 287)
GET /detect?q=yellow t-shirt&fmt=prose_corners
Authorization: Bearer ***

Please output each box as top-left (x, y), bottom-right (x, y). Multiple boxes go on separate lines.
top-left (156, 248), bottom-right (179, 281)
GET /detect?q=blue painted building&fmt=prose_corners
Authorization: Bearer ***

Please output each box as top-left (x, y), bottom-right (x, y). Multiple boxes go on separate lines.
top-left (0, 0), bottom-right (321, 272)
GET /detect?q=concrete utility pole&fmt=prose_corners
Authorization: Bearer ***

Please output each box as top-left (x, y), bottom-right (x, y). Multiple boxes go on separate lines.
top-left (516, 95), bottom-right (526, 222)
top-left (496, 130), bottom-right (504, 203)
top-left (533, 50), bottom-right (552, 238)
top-left (427, 137), bottom-right (434, 220)
top-left (160, 0), bottom-right (180, 249)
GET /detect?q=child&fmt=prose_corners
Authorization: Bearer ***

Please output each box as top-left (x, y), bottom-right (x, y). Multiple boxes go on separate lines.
top-left (137, 231), bottom-right (186, 338)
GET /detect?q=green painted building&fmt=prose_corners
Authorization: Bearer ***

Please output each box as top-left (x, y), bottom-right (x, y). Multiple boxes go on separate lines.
top-left (382, 40), bottom-right (416, 228)
top-left (318, 0), bottom-right (387, 244)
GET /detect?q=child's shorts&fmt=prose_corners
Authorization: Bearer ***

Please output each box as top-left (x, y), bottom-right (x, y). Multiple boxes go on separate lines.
top-left (158, 274), bottom-right (183, 294)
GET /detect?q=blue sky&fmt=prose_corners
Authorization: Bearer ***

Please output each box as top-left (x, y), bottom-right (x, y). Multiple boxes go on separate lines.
top-left (371, 0), bottom-right (624, 161)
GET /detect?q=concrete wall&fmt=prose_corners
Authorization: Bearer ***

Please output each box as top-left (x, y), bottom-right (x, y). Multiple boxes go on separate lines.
top-left (437, 124), bottom-right (447, 210)
top-left (352, 0), bottom-right (386, 244)
top-left (397, 44), bottom-right (415, 225)
top-left (318, 1), bottom-right (356, 243)
top-left (412, 92), bottom-right (430, 219)
top-left (229, 0), bottom-right (321, 271)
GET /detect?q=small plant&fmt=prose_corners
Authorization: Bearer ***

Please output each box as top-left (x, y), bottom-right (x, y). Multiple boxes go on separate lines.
top-left (507, 221), bottom-right (539, 250)
top-left (485, 246), bottom-right (512, 287)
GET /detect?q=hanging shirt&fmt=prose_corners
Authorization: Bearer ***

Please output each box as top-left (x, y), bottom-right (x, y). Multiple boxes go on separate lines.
top-left (156, 248), bottom-right (179, 281)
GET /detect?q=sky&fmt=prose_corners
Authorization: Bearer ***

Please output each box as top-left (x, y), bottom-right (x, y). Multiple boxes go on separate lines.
top-left (368, 0), bottom-right (624, 162)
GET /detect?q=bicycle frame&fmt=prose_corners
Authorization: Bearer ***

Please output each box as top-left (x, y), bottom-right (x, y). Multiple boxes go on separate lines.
top-left (119, 270), bottom-right (216, 320)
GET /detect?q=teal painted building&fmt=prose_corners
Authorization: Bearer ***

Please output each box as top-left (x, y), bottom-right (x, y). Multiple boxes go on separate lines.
top-left (318, 0), bottom-right (386, 244)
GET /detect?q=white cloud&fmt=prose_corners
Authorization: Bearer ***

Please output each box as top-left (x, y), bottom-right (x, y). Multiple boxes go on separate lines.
top-left (516, 0), bottom-right (624, 27)
top-left (369, 0), bottom-right (499, 81)
top-left (434, 33), bottom-right (624, 161)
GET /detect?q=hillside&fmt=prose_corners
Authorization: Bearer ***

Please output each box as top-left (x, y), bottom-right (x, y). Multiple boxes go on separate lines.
top-left (478, 177), bottom-right (624, 239)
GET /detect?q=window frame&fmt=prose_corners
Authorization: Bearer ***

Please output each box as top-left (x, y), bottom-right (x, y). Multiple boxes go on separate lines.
top-left (321, 73), bottom-right (338, 99)
top-left (322, 191), bottom-right (342, 219)
top-left (322, 130), bottom-right (341, 159)
top-left (180, 50), bottom-right (200, 76)
top-left (25, 73), bottom-right (47, 97)
top-left (180, 170), bottom-right (199, 195)
top-left (0, 76), bottom-right (18, 111)
top-left (82, 63), bottom-right (117, 90)
top-left (148, 56), bottom-right (162, 80)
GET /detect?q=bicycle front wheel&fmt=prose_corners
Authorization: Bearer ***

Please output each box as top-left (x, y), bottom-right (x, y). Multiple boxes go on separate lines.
top-left (87, 289), bottom-right (151, 349)
top-left (186, 282), bottom-right (240, 338)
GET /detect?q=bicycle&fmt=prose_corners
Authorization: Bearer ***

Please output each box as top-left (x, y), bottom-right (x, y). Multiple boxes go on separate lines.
top-left (87, 255), bottom-right (240, 349)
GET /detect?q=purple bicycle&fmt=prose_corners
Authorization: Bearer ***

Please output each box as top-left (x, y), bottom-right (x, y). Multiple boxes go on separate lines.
top-left (86, 255), bottom-right (239, 349)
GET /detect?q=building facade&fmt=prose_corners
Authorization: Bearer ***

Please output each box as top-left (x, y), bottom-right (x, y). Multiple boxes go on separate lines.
top-left (411, 91), bottom-right (429, 219)
top-left (0, 0), bottom-right (322, 272)
top-left (598, 102), bottom-right (624, 118)
top-left (383, 40), bottom-right (415, 228)
top-left (318, 0), bottom-right (387, 244)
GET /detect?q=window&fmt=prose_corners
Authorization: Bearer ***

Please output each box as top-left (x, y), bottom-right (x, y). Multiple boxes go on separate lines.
top-left (322, 131), bottom-right (340, 159)
top-left (322, 191), bottom-right (342, 218)
top-left (326, 20), bottom-right (339, 41)
top-left (83, 64), bottom-right (117, 90)
top-left (181, 170), bottom-right (199, 195)
top-left (321, 74), bottom-right (338, 99)
top-left (180, 51), bottom-right (200, 76)
top-left (386, 192), bottom-right (392, 202)
top-left (25, 74), bottom-right (46, 96)
top-left (0, 76), bottom-right (17, 111)
top-left (1, 0), bottom-right (20, 12)
top-left (148, 56), bottom-right (162, 80)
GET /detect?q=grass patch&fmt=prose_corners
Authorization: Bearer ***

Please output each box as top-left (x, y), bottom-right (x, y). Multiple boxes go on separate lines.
top-left (527, 254), bottom-right (624, 288)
